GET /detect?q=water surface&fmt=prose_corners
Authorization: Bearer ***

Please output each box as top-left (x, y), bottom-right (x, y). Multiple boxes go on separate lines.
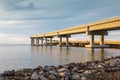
top-left (0, 45), bottom-right (120, 72)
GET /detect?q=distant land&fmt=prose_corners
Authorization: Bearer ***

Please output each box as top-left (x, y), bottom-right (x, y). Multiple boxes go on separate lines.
top-left (0, 44), bottom-right (30, 46)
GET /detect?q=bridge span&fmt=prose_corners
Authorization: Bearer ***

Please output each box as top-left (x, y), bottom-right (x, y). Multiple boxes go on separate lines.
top-left (30, 16), bottom-right (120, 48)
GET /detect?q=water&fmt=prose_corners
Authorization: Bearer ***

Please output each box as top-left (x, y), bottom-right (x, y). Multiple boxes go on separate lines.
top-left (0, 45), bottom-right (120, 72)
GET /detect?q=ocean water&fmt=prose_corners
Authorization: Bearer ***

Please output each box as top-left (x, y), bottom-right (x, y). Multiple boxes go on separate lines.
top-left (0, 45), bottom-right (120, 72)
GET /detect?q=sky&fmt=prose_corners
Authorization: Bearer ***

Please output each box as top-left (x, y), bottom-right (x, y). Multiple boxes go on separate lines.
top-left (0, 0), bottom-right (120, 44)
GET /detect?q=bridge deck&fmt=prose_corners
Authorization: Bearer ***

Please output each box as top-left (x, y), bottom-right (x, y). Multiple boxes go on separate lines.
top-left (30, 16), bottom-right (120, 38)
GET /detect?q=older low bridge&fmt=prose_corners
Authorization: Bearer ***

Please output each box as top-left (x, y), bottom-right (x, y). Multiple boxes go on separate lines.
top-left (30, 16), bottom-right (120, 48)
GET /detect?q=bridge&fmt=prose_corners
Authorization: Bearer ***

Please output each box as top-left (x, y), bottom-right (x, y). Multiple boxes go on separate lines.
top-left (30, 16), bottom-right (120, 48)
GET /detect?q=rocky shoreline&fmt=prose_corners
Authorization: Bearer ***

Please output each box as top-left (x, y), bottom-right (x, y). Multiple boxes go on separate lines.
top-left (0, 56), bottom-right (120, 80)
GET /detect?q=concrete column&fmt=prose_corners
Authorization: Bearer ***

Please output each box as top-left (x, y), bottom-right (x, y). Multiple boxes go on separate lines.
top-left (59, 36), bottom-right (62, 47)
top-left (50, 37), bottom-right (52, 46)
top-left (41, 38), bottom-right (43, 46)
top-left (66, 36), bottom-right (69, 47)
top-left (36, 38), bottom-right (39, 46)
top-left (45, 38), bottom-right (47, 46)
top-left (90, 35), bottom-right (94, 46)
top-left (100, 34), bottom-right (104, 45)
top-left (31, 38), bottom-right (34, 46)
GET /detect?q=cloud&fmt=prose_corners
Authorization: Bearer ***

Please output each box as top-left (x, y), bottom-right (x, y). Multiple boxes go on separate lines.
top-left (0, 33), bottom-right (30, 44)
top-left (0, 0), bottom-right (120, 21)
top-left (0, 0), bottom-right (34, 11)
top-left (0, 0), bottom-right (120, 44)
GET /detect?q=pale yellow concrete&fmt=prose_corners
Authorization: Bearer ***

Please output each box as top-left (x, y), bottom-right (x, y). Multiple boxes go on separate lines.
top-left (30, 16), bottom-right (120, 38)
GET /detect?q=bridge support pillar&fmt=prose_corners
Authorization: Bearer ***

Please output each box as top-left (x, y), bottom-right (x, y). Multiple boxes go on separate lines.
top-left (40, 38), bottom-right (44, 46)
top-left (50, 37), bottom-right (52, 46)
top-left (90, 35), bottom-right (94, 46)
top-left (36, 38), bottom-right (39, 46)
top-left (58, 35), bottom-right (71, 47)
top-left (66, 35), bottom-right (69, 47)
top-left (86, 28), bottom-right (109, 48)
top-left (100, 34), bottom-right (104, 45)
top-left (31, 38), bottom-right (35, 46)
top-left (45, 38), bottom-right (47, 46)
top-left (59, 37), bottom-right (62, 47)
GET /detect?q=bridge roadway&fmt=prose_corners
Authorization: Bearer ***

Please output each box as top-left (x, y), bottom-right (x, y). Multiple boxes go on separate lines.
top-left (30, 16), bottom-right (120, 48)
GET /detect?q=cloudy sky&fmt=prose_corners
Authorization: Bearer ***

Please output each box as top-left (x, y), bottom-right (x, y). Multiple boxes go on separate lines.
top-left (0, 0), bottom-right (120, 44)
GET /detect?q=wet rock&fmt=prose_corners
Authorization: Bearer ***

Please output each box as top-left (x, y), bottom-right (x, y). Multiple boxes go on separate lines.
top-left (14, 76), bottom-right (21, 80)
top-left (49, 69), bottom-right (58, 76)
top-left (71, 74), bottom-right (80, 80)
top-left (81, 76), bottom-right (87, 80)
top-left (49, 74), bottom-right (57, 80)
top-left (39, 75), bottom-right (48, 80)
top-left (83, 70), bottom-right (92, 75)
top-left (58, 68), bottom-right (69, 72)
top-left (34, 65), bottom-right (43, 71)
top-left (72, 67), bottom-right (78, 72)
top-left (59, 72), bottom-right (65, 77)
top-left (25, 76), bottom-right (31, 80)
top-left (0, 74), bottom-right (4, 80)
top-left (64, 75), bottom-right (70, 80)
top-left (0, 77), bottom-right (4, 80)
top-left (31, 71), bottom-right (39, 80)
top-left (2, 69), bottom-right (15, 76)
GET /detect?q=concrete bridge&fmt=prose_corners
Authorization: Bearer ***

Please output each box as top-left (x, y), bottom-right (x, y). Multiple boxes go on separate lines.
top-left (30, 16), bottom-right (120, 48)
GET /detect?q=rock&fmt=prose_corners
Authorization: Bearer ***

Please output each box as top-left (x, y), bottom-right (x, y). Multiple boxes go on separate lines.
top-left (78, 70), bottom-right (84, 73)
top-left (59, 72), bottom-right (65, 77)
top-left (43, 71), bottom-right (49, 78)
top-left (58, 68), bottom-right (68, 72)
top-left (72, 67), bottom-right (78, 72)
top-left (71, 74), bottom-right (80, 80)
top-left (64, 75), bottom-right (70, 80)
top-left (49, 74), bottom-right (57, 80)
top-left (2, 69), bottom-right (15, 76)
top-left (84, 70), bottom-right (92, 75)
top-left (14, 76), bottom-right (21, 80)
top-left (31, 71), bottom-right (39, 80)
top-left (25, 76), bottom-right (31, 80)
top-left (0, 77), bottom-right (4, 80)
top-left (49, 69), bottom-right (58, 76)
top-left (34, 65), bottom-right (43, 71)
top-left (39, 75), bottom-right (48, 80)
top-left (81, 76), bottom-right (87, 80)
top-left (0, 74), bottom-right (4, 80)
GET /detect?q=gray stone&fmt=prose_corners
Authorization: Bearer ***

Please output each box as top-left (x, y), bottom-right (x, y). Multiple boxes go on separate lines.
top-left (72, 74), bottom-right (80, 80)
top-left (49, 69), bottom-right (58, 76)
top-left (49, 74), bottom-right (57, 80)
top-left (81, 76), bottom-right (87, 80)
top-left (31, 71), bottom-right (39, 80)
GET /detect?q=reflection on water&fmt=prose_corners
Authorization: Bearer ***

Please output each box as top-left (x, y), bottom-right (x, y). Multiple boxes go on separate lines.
top-left (0, 45), bottom-right (120, 72)
top-left (30, 46), bottom-right (119, 67)
top-left (89, 48), bottom-right (104, 61)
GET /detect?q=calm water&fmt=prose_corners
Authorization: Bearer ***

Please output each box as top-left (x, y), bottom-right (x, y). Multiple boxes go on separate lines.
top-left (0, 45), bottom-right (120, 72)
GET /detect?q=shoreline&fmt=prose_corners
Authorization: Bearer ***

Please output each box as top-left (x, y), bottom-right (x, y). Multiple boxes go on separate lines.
top-left (0, 56), bottom-right (120, 80)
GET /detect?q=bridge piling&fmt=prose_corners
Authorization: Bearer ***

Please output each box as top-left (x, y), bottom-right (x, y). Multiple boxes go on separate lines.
top-left (50, 37), bottom-right (52, 47)
top-left (40, 38), bottom-right (44, 46)
top-left (31, 38), bottom-right (35, 46)
top-left (100, 34), bottom-right (104, 45)
top-left (45, 38), bottom-right (47, 46)
top-left (36, 38), bottom-right (39, 46)
top-left (90, 35), bottom-right (94, 46)
top-left (66, 36), bottom-right (69, 47)
top-left (86, 30), bottom-right (109, 48)
top-left (59, 36), bottom-right (62, 47)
